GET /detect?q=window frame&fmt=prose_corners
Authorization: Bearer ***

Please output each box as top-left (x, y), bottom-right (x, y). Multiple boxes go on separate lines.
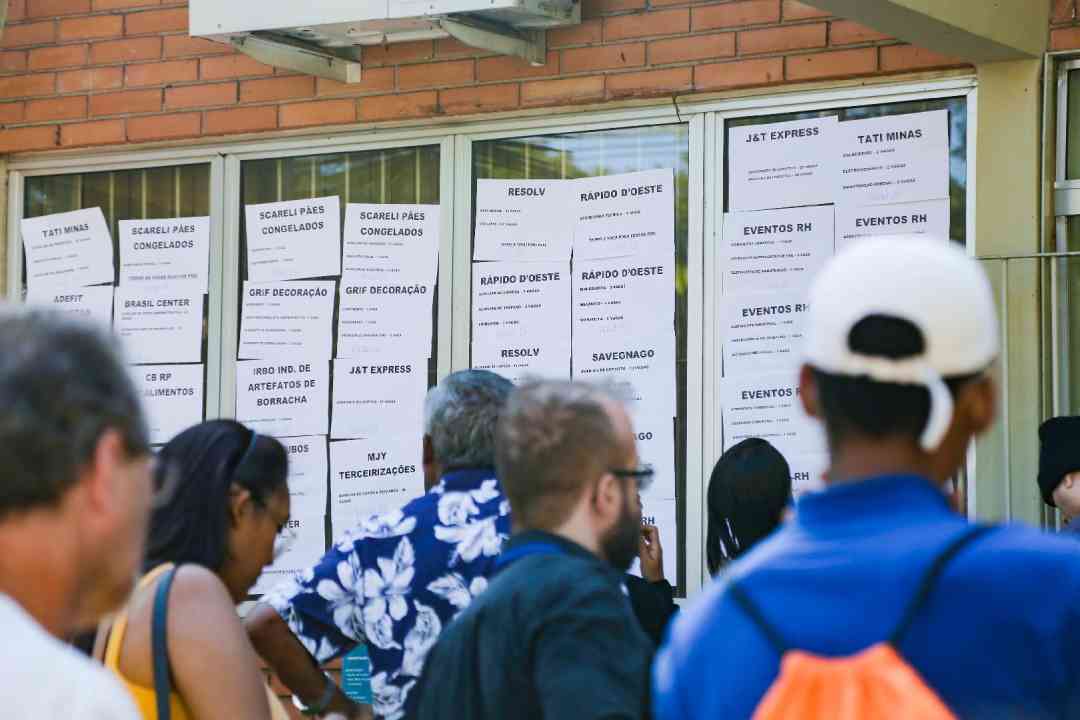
top-left (4, 73), bottom-right (976, 599)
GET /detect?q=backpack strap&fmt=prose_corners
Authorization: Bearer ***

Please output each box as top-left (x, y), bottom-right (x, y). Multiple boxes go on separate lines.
top-left (152, 566), bottom-right (179, 720)
top-left (728, 582), bottom-right (789, 655)
top-left (888, 525), bottom-right (994, 648)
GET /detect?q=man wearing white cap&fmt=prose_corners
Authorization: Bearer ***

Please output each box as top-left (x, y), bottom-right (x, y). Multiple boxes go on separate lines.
top-left (654, 238), bottom-right (1080, 719)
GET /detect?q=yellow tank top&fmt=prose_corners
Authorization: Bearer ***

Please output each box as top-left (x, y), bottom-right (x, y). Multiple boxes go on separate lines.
top-left (104, 564), bottom-right (190, 720)
top-left (104, 564), bottom-right (289, 720)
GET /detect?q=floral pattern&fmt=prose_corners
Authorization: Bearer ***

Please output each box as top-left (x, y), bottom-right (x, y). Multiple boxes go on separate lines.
top-left (268, 469), bottom-right (509, 720)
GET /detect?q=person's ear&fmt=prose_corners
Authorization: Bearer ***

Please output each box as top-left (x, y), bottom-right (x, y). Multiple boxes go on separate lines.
top-left (593, 471), bottom-right (621, 522)
top-left (960, 375), bottom-right (997, 436)
top-left (799, 365), bottom-right (820, 419)
top-left (81, 428), bottom-right (127, 515)
top-left (423, 435), bottom-right (435, 465)
top-left (228, 485), bottom-right (254, 527)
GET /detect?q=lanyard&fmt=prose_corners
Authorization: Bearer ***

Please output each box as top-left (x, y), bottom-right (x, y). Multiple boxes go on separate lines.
top-left (494, 541), bottom-right (565, 571)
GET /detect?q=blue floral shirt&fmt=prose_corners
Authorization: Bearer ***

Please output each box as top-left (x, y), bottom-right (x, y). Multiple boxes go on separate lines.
top-left (266, 468), bottom-right (510, 720)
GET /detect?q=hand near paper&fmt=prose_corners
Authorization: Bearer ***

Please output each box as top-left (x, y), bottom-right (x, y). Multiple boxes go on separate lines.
top-left (639, 524), bottom-right (664, 583)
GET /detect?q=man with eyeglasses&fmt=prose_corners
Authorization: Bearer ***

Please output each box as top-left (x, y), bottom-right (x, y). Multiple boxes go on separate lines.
top-left (407, 380), bottom-right (655, 720)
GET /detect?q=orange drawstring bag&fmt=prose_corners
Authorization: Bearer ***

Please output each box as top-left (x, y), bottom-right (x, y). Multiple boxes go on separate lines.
top-left (729, 526), bottom-right (993, 720)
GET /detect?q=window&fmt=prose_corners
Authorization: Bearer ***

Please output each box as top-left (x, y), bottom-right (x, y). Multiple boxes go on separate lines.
top-left (236, 146), bottom-right (442, 557)
top-left (22, 164), bottom-right (214, 431)
top-left (472, 124), bottom-right (692, 593)
top-left (719, 96), bottom-right (969, 510)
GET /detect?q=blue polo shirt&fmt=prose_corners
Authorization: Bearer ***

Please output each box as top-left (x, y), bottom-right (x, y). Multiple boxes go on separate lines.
top-left (654, 475), bottom-right (1080, 719)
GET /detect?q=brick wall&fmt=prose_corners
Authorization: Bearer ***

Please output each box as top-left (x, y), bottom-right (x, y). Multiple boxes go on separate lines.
top-left (1052, 0), bottom-right (1080, 49)
top-left (0, 0), bottom-right (967, 153)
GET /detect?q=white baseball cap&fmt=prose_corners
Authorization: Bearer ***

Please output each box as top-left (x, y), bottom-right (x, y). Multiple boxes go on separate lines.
top-left (803, 236), bottom-right (999, 451)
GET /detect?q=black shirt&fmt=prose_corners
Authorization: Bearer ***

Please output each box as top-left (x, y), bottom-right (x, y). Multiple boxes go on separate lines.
top-left (408, 530), bottom-right (653, 720)
top-left (624, 575), bottom-right (678, 647)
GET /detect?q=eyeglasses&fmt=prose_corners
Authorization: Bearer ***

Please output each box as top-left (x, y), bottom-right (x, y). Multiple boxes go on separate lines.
top-left (611, 464), bottom-right (655, 493)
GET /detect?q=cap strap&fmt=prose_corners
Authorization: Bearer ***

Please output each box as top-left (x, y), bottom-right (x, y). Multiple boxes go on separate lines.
top-left (919, 368), bottom-right (954, 452)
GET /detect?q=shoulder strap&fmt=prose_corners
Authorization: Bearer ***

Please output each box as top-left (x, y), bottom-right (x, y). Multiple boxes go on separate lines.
top-left (889, 525), bottom-right (994, 647)
top-left (727, 582), bottom-right (788, 655)
top-left (152, 566), bottom-right (179, 720)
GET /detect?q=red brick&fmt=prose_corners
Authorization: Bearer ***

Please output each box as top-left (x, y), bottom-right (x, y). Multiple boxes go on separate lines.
top-left (89, 87), bottom-right (161, 115)
top-left (25, 94), bottom-right (86, 120)
top-left (360, 41), bottom-right (433, 67)
top-left (604, 8), bottom-right (688, 40)
top-left (126, 111), bottom-right (199, 141)
top-left (649, 32), bottom-right (734, 65)
top-left (164, 81), bottom-right (235, 109)
top-left (125, 7), bottom-right (187, 35)
top-left (90, 36), bottom-right (161, 64)
top-left (692, 0), bottom-right (779, 30)
top-left (125, 59), bottom-right (197, 86)
top-left (1052, 26), bottom-right (1080, 51)
top-left (440, 83), bottom-right (518, 115)
top-left (435, 37), bottom-right (482, 58)
top-left (163, 34), bottom-right (230, 58)
top-left (0, 72), bottom-right (54, 97)
top-left (26, 0), bottom-right (89, 17)
top-left (521, 75), bottom-right (605, 106)
top-left (1053, 0), bottom-right (1076, 24)
top-left (8, 0), bottom-right (28, 22)
top-left (58, 65), bottom-right (121, 91)
top-left (315, 67), bottom-right (395, 97)
top-left (200, 53), bottom-right (275, 80)
top-left (477, 50), bottom-right (558, 82)
top-left (239, 75), bottom-right (314, 103)
top-left (562, 42), bottom-right (645, 73)
top-left (548, 18), bottom-right (602, 48)
top-left (879, 44), bottom-right (967, 72)
top-left (739, 23), bottom-right (826, 54)
top-left (93, 0), bottom-right (158, 8)
top-left (583, 0), bottom-right (645, 18)
top-left (607, 66), bottom-right (692, 97)
top-left (204, 104), bottom-right (277, 134)
top-left (0, 124), bottom-right (57, 152)
top-left (280, 98), bottom-right (356, 127)
top-left (0, 101), bottom-right (25, 123)
top-left (1, 20), bottom-right (57, 48)
top-left (0, 49), bottom-right (28, 73)
top-left (694, 56), bottom-right (782, 90)
top-left (785, 46), bottom-right (877, 81)
top-left (830, 19), bottom-right (891, 45)
top-left (357, 90), bottom-right (438, 121)
top-left (60, 117), bottom-right (124, 146)
top-left (398, 59), bottom-right (473, 90)
top-left (782, 0), bottom-right (830, 20)
top-left (58, 15), bottom-right (123, 41)
top-left (27, 42), bottom-right (87, 69)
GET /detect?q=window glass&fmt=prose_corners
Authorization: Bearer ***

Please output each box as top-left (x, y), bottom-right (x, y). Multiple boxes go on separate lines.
top-left (472, 125), bottom-right (691, 594)
top-left (723, 97), bottom-right (968, 508)
top-left (23, 164), bottom-right (213, 418)
top-left (238, 146), bottom-right (441, 559)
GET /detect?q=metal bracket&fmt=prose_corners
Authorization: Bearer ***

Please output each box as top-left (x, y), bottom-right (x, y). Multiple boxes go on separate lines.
top-left (231, 32), bottom-right (363, 84)
top-left (438, 16), bottom-right (547, 66)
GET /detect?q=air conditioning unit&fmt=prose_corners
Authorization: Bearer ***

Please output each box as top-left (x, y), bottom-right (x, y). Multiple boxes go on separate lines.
top-left (189, 1), bottom-right (580, 84)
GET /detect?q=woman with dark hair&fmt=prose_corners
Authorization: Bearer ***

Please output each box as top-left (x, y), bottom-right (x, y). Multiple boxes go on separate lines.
top-left (706, 438), bottom-right (792, 576)
top-left (98, 420), bottom-right (292, 719)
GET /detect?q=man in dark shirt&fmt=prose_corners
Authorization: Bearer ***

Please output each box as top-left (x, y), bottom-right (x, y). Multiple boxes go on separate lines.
top-left (409, 380), bottom-right (654, 720)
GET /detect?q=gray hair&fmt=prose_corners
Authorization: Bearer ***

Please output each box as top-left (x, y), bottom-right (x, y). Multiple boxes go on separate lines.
top-left (424, 369), bottom-right (514, 469)
top-left (495, 380), bottom-right (625, 530)
top-left (0, 306), bottom-right (149, 518)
